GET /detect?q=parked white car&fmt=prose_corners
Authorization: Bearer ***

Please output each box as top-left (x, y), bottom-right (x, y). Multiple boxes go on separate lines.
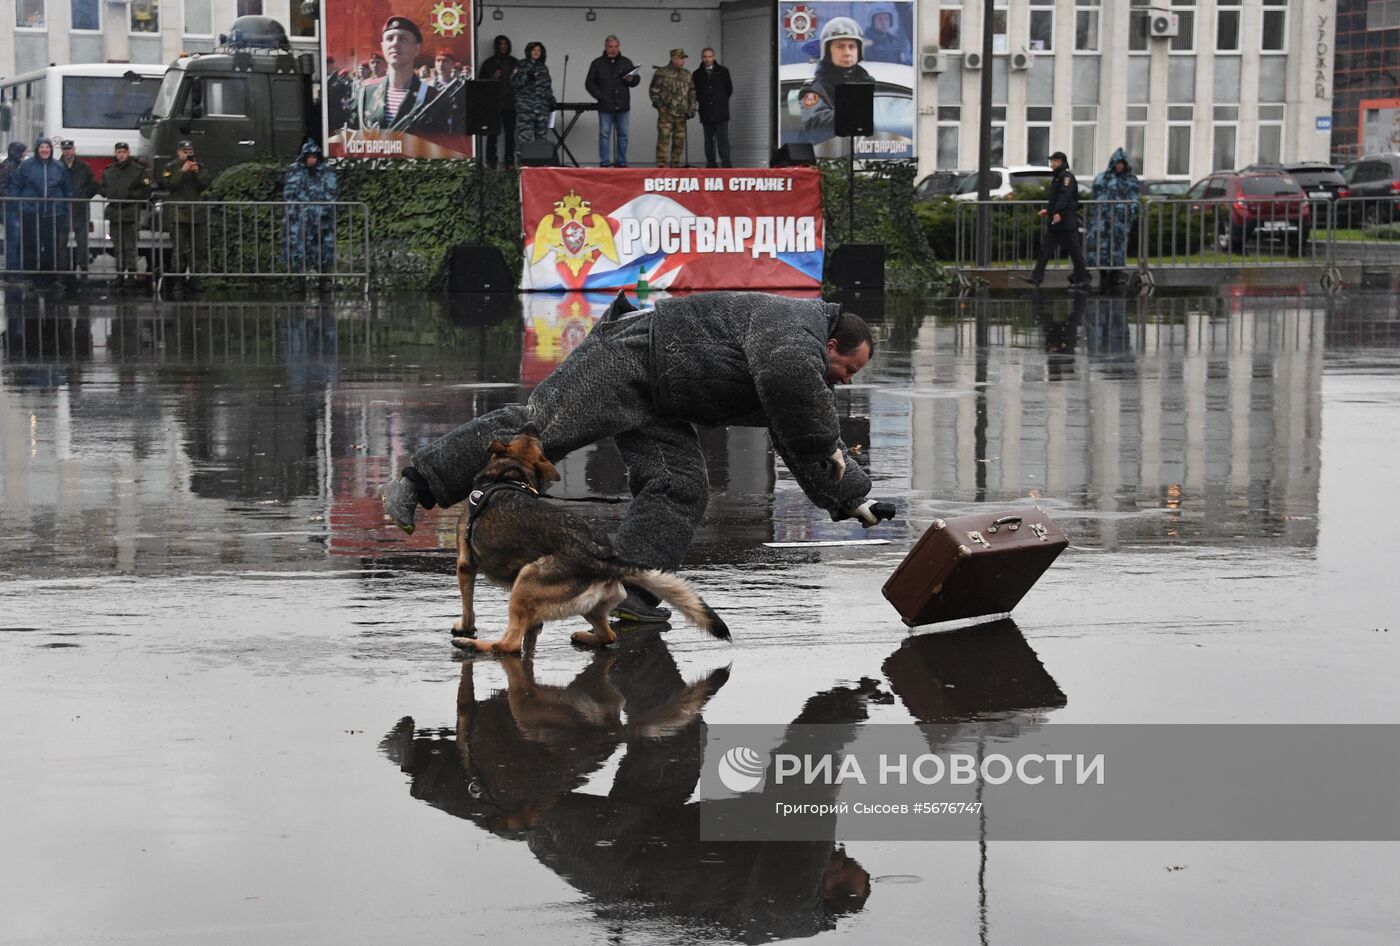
top-left (950, 165), bottom-right (1056, 201)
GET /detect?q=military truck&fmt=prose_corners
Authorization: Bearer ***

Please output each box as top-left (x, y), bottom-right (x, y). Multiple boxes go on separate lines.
top-left (139, 16), bottom-right (321, 179)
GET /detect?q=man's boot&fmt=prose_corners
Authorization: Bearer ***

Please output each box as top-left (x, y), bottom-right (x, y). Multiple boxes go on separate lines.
top-left (610, 585), bottom-right (672, 625)
top-left (381, 472), bottom-right (425, 534)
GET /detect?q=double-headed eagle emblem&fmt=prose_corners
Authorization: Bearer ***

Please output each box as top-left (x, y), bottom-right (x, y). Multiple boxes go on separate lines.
top-left (530, 191), bottom-right (620, 276)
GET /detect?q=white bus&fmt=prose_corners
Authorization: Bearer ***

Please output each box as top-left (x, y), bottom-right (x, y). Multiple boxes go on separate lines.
top-left (1, 64), bottom-right (168, 269)
top-left (0, 63), bottom-right (167, 173)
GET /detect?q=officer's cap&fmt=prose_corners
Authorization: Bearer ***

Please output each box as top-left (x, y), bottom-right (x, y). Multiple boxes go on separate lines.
top-left (177, 140), bottom-right (194, 150)
top-left (383, 16), bottom-right (423, 43)
top-left (114, 142), bottom-right (130, 151)
top-left (670, 48), bottom-right (688, 59)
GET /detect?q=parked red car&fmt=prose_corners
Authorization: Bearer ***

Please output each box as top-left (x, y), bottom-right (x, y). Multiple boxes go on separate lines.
top-left (1184, 171), bottom-right (1312, 251)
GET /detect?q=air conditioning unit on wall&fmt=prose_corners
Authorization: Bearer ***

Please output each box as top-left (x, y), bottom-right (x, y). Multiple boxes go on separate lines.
top-left (1150, 12), bottom-right (1179, 38)
top-left (921, 47), bottom-right (946, 75)
top-left (1011, 49), bottom-right (1033, 71)
top-left (964, 51), bottom-right (983, 70)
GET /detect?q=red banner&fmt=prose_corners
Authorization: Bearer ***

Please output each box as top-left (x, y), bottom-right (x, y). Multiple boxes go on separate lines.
top-left (519, 168), bottom-right (825, 291)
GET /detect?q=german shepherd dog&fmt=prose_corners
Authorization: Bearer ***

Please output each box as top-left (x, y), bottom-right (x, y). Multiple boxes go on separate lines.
top-left (451, 427), bottom-right (731, 654)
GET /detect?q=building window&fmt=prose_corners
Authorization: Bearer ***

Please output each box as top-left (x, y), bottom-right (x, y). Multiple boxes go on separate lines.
top-left (131, 0), bottom-right (159, 33)
top-left (1029, 7), bottom-right (1054, 53)
top-left (72, 0), bottom-right (99, 30)
top-left (1072, 105), bottom-right (1097, 171)
top-left (1258, 104), bottom-right (1284, 164)
top-left (1258, 57), bottom-right (1286, 103)
top-left (1126, 105), bottom-right (1148, 173)
top-left (1168, 57), bottom-right (1196, 103)
top-left (236, 0), bottom-right (262, 15)
top-left (1027, 106), bottom-right (1052, 163)
top-left (1129, 0), bottom-right (1150, 54)
top-left (183, 0), bottom-right (210, 36)
top-left (1075, 9), bottom-right (1099, 53)
top-left (16, 0), bottom-right (45, 28)
top-left (1367, 1), bottom-right (1400, 30)
top-left (1261, 0), bottom-right (1287, 52)
top-left (991, 9), bottom-right (1008, 55)
top-left (939, 59), bottom-right (963, 106)
top-left (938, 106), bottom-right (960, 168)
top-left (939, 6), bottom-right (961, 50)
top-left (990, 106), bottom-right (1006, 165)
top-left (1127, 58), bottom-right (1149, 103)
top-left (1170, 0), bottom-right (1195, 53)
top-left (1212, 107), bottom-right (1238, 172)
top-left (1167, 105), bottom-right (1193, 177)
top-left (1072, 56), bottom-right (1100, 105)
top-left (1027, 57), bottom-right (1054, 105)
top-left (1216, 0), bottom-right (1241, 52)
top-left (1213, 55), bottom-right (1240, 103)
top-left (290, 3), bottom-right (317, 37)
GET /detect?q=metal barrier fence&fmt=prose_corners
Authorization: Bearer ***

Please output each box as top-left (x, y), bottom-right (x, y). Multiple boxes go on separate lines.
top-left (1, 196), bottom-right (371, 294)
top-left (949, 195), bottom-right (1400, 291)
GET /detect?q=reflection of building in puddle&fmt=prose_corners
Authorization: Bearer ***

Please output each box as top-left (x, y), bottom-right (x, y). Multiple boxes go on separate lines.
top-left (902, 295), bottom-right (1326, 548)
top-left (381, 637), bottom-right (876, 942)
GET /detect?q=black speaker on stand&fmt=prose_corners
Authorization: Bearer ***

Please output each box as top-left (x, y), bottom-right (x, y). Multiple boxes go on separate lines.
top-left (519, 140), bottom-right (557, 166)
top-left (771, 142), bottom-right (816, 167)
top-left (829, 82), bottom-right (882, 289)
top-left (456, 80), bottom-right (510, 291)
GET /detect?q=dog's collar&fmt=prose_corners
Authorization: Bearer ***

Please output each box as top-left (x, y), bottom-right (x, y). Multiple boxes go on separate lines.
top-left (465, 481), bottom-right (539, 564)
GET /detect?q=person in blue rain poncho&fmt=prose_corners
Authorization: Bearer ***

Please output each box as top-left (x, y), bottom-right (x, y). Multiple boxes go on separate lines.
top-left (1085, 147), bottom-right (1141, 287)
top-left (283, 139), bottom-right (339, 291)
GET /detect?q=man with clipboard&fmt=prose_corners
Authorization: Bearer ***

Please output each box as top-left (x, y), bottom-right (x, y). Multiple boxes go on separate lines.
top-left (585, 35), bottom-right (642, 167)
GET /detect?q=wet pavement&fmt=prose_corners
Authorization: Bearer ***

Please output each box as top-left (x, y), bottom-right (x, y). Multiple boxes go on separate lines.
top-left (2, 286), bottom-right (1398, 944)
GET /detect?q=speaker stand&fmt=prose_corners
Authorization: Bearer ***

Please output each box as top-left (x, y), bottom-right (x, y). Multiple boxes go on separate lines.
top-left (846, 135), bottom-right (855, 240)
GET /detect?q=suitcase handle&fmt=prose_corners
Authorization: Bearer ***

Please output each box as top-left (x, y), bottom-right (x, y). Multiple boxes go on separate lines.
top-left (986, 516), bottom-right (1022, 533)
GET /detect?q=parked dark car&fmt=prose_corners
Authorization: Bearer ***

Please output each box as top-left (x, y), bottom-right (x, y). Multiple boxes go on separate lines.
top-left (914, 170), bottom-right (971, 202)
top-left (1184, 171), bottom-right (1311, 251)
top-left (1337, 153), bottom-right (1400, 226)
top-left (1242, 162), bottom-right (1347, 202)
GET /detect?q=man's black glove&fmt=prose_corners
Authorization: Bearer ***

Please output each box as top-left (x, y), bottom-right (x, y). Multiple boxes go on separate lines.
top-left (852, 500), bottom-right (896, 528)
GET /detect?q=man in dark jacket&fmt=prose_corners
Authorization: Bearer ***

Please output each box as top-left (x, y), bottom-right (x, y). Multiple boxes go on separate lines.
top-left (585, 35), bottom-right (641, 167)
top-left (59, 140), bottom-right (98, 277)
top-left (99, 142), bottom-right (151, 287)
top-left (693, 48), bottom-right (733, 169)
top-left (12, 137), bottom-right (72, 283)
top-left (160, 140), bottom-right (211, 291)
top-left (480, 35), bottom-right (518, 167)
top-left (1, 142), bottom-right (26, 275)
top-left (382, 292), bottom-right (896, 622)
top-left (1026, 151), bottom-right (1089, 287)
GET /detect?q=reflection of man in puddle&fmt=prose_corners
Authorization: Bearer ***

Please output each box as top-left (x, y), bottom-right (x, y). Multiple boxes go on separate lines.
top-left (380, 634), bottom-right (875, 941)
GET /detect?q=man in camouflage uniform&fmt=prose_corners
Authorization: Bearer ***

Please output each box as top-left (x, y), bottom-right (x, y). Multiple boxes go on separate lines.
top-left (99, 142), bottom-right (151, 288)
top-left (650, 49), bottom-right (697, 168)
top-left (282, 139), bottom-right (339, 293)
top-left (160, 140), bottom-right (211, 292)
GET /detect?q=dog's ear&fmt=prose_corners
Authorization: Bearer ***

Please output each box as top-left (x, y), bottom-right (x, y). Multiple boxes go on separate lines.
top-left (488, 439), bottom-right (509, 455)
top-left (534, 456), bottom-right (561, 482)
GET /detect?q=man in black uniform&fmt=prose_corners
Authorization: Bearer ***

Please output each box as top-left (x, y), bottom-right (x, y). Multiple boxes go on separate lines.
top-left (1026, 151), bottom-right (1089, 288)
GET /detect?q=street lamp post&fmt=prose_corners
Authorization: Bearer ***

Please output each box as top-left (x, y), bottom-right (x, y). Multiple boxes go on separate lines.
top-left (976, 0), bottom-right (995, 266)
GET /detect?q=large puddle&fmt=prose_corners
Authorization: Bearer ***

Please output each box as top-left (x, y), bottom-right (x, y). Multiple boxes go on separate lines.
top-left (2, 287), bottom-right (1397, 944)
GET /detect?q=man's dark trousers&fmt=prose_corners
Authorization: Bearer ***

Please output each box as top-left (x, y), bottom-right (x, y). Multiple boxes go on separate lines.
top-left (702, 120), bottom-right (731, 168)
top-left (1031, 227), bottom-right (1088, 284)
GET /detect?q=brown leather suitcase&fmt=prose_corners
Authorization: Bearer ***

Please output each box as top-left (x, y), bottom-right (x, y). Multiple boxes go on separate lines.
top-left (882, 508), bottom-right (1068, 627)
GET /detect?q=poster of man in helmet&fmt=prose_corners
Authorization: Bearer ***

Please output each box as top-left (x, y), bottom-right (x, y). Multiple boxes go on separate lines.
top-left (778, 1), bottom-right (916, 160)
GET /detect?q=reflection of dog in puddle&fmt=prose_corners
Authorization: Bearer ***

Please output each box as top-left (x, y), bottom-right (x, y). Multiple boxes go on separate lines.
top-left (381, 641), bottom-right (873, 940)
top-left (450, 427), bottom-right (729, 654)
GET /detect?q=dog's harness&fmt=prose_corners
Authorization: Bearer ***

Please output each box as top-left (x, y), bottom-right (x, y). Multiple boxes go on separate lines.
top-left (464, 481), bottom-right (538, 565)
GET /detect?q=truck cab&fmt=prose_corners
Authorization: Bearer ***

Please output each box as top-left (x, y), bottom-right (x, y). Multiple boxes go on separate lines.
top-left (141, 16), bottom-right (318, 179)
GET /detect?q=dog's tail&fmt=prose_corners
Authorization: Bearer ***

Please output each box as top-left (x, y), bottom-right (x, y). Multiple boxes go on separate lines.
top-left (620, 569), bottom-right (730, 641)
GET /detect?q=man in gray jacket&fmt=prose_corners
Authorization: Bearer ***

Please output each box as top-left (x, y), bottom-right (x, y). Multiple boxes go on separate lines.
top-left (382, 291), bottom-right (895, 622)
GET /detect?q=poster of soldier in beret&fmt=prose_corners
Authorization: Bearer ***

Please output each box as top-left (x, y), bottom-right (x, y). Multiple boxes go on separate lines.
top-left (324, 0), bottom-right (474, 158)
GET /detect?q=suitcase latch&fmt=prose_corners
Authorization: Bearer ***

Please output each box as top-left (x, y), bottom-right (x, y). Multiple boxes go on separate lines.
top-left (1029, 523), bottom-right (1048, 541)
top-left (966, 530), bottom-right (991, 549)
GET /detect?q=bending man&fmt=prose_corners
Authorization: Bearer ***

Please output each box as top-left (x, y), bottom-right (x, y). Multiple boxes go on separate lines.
top-left (382, 292), bottom-right (896, 622)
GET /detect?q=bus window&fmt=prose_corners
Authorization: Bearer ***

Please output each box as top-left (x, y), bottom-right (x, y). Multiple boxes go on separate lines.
top-left (62, 75), bottom-right (164, 130)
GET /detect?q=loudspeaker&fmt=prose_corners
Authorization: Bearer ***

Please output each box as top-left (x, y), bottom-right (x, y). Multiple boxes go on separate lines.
top-left (834, 82), bottom-right (874, 137)
top-left (519, 140), bottom-right (557, 166)
top-left (771, 142), bottom-right (816, 167)
top-left (828, 243), bottom-right (885, 289)
top-left (449, 243), bottom-right (513, 292)
top-left (463, 80), bottom-right (502, 136)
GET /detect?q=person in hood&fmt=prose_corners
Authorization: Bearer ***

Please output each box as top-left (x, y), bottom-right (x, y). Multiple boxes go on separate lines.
top-left (12, 137), bottom-right (73, 283)
top-left (481, 35), bottom-right (518, 167)
top-left (380, 292), bottom-right (896, 624)
top-left (512, 41), bottom-right (555, 159)
top-left (283, 139), bottom-right (339, 292)
top-left (1085, 146), bottom-right (1141, 287)
top-left (799, 17), bottom-right (874, 143)
top-left (1, 142), bottom-right (27, 275)
top-left (864, 5), bottom-right (909, 64)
